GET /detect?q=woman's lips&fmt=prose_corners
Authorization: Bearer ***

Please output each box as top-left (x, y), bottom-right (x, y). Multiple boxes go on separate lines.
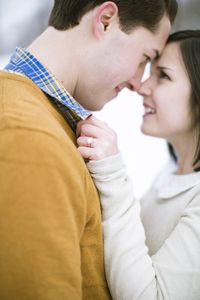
top-left (143, 104), bottom-right (156, 117)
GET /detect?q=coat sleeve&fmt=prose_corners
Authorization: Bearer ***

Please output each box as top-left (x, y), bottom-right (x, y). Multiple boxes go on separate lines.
top-left (0, 128), bottom-right (87, 300)
top-left (87, 154), bottom-right (200, 300)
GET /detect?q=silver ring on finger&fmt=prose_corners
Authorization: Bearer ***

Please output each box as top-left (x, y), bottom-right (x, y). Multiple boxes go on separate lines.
top-left (87, 137), bottom-right (94, 147)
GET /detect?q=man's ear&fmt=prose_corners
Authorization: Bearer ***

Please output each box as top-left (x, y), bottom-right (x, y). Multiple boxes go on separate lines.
top-left (92, 2), bottom-right (119, 38)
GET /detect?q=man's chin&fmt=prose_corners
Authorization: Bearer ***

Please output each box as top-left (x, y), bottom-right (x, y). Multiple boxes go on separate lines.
top-left (88, 104), bottom-right (105, 112)
top-left (93, 98), bottom-right (114, 111)
top-left (82, 95), bottom-right (115, 112)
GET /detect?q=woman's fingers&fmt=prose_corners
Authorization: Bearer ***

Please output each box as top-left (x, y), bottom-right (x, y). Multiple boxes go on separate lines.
top-left (77, 146), bottom-right (95, 160)
top-left (77, 136), bottom-right (101, 160)
top-left (76, 116), bottom-right (109, 137)
top-left (77, 116), bottom-right (119, 160)
top-left (77, 134), bottom-right (119, 160)
top-left (77, 136), bottom-right (96, 148)
top-left (79, 124), bottom-right (106, 139)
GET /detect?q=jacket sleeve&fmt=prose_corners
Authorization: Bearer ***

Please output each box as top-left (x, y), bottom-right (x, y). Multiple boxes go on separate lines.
top-left (0, 128), bottom-right (87, 300)
top-left (87, 154), bottom-right (200, 300)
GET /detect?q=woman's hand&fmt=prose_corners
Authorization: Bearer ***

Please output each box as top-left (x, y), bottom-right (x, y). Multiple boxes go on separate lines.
top-left (76, 116), bottom-right (119, 161)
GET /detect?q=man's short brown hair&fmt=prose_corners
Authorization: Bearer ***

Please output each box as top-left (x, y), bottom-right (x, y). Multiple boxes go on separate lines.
top-left (49, 0), bottom-right (178, 33)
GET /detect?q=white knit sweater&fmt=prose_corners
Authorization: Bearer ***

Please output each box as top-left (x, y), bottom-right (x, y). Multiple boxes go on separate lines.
top-left (87, 154), bottom-right (200, 300)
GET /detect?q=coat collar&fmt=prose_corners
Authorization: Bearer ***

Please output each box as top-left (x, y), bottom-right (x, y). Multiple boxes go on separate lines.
top-left (154, 160), bottom-right (200, 199)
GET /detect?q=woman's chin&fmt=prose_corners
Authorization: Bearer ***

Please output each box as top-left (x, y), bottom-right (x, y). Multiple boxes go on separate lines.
top-left (141, 125), bottom-right (151, 136)
top-left (141, 126), bottom-right (160, 138)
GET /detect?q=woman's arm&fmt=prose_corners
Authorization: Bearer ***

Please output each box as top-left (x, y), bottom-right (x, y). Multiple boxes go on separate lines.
top-left (77, 116), bottom-right (200, 300)
top-left (88, 153), bottom-right (200, 300)
top-left (87, 154), bottom-right (158, 300)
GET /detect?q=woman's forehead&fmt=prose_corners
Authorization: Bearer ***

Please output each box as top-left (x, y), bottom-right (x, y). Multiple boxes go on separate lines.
top-left (153, 42), bottom-right (181, 67)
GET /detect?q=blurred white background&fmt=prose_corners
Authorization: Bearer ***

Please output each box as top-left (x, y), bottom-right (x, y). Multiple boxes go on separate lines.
top-left (0, 0), bottom-right (199, 198)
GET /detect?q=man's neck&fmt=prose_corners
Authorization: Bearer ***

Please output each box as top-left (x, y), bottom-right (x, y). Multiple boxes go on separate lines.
top-left (27, 27), bottom-right (79, 96)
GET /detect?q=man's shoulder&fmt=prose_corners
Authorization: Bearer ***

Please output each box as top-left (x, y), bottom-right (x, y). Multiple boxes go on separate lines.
top-left (0, 71), bottom-right (82, 162)
top-left (0, 70), bottom-right (42, 96)
top-left (0, 71), bottom-right (69, 136)
top-left (0, 70), bottom-right (47, 121)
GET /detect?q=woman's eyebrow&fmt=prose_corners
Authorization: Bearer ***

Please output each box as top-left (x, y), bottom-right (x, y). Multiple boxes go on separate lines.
top-left (157, 65), bottom-right (173, 71)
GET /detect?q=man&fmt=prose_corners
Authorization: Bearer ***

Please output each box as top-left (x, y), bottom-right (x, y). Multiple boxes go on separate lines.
top-left (0, 1), bottom-right (177, 299)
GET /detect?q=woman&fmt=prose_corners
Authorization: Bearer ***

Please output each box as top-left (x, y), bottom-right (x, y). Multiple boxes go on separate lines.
top-left (77, 30), bottom-right (200, 299)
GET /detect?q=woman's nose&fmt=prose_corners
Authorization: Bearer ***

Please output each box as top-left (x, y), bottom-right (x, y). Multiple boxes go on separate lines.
top-left (138, 78), bottom-right (152, 96)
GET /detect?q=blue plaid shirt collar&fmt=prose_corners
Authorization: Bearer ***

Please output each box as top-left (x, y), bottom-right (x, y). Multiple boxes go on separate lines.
top-left (4, 47), bottom-right (91, 131)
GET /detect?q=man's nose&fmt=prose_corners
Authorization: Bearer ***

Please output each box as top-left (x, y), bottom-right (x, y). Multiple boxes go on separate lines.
top-left (127, 68), bottom-right (145, 92)
top-left (128, 77), bottom-right (141, 92)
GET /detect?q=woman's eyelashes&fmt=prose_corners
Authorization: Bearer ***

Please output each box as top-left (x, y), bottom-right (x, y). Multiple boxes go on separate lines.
top-left (149, 65), bottom-right (172, 82)
top-left (158, 69), bottom-right (171, 81)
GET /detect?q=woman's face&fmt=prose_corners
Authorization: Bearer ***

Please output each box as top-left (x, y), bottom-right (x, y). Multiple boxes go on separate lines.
top-left (139, 42), bottom-right (193, 143)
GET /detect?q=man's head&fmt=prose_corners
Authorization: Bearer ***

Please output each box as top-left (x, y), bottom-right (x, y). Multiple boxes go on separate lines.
top-left (48, 1), bottom-right (178, 111)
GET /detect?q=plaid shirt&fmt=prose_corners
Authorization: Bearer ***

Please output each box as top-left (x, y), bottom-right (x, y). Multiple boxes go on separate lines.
top-left (4, 47), bottom-right (91, 131)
